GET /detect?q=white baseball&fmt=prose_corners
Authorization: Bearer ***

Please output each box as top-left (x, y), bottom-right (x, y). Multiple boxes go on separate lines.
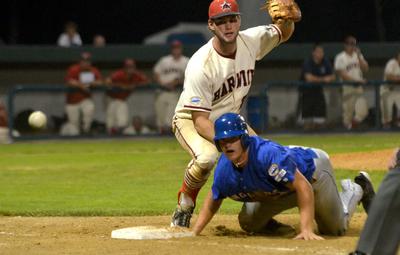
top-left (28, 111), bottom-right (47, 129)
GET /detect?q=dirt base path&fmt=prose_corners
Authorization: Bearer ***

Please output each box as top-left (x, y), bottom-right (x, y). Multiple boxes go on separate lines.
top-left (0, 214), bottom-right (368, 255)
top-left (331, 149), bottom-right (393, 171)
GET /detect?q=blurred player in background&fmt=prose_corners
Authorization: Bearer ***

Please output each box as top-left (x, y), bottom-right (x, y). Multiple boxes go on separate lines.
top-left (298, 44), bottom-right (335, 130)
top-left (57, 21), bottom-right (82, 47)
top-left (350, 148), bottom-right (400, 255)
top-left (105, 58), bottom-right (149, 135)
top-left (153, 40), bottom-right (189, 134)
top-left (0, 101), bottom-right (11, 144)
top-left (193, 113), bottom-right (372, 240)
top-left (334, 36), bottom-right (369, 130)
top-left (170, 0), bottom-right (300, 228)
top-left (381, 52), bottom-right (400, 129)
top-left (61, 52), bottom-right (102, 136)
top-left (93, 34), bottom-right (106, 47)
top-left (0, 101), bottom-right (20, 144)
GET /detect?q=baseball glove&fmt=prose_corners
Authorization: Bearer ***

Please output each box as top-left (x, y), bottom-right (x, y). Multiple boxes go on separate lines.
top-left (263, 0), bottom-right (302, 23)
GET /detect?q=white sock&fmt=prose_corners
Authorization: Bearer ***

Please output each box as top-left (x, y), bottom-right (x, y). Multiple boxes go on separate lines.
top-left (340, 179), bottom-right (363, 218)
top-left (180, 193), bottom-right (194, 208)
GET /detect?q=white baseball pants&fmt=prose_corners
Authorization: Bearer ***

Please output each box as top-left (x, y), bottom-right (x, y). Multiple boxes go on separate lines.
top-left (106, 98), bottom-right (129, 131)
top-left (65, 98), bottom-right (94, 133)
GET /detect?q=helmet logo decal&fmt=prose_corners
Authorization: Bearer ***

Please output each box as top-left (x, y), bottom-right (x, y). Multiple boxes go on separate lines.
top-left (220, 1), bottom-right (231, 11)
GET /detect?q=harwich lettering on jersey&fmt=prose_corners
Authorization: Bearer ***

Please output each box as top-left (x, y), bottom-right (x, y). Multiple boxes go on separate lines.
top-left (163, 67), bottom-right (184, 75)
top-left (345, 62), bottom-right (359, 72)
top-left (229, 190), bottom-right (290, 202)
top-left (213, 69), bottom-right (254, 103)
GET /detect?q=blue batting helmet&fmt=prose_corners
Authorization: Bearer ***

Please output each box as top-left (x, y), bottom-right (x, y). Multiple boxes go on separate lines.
top-left (214, 113), bottom-right (250, 151)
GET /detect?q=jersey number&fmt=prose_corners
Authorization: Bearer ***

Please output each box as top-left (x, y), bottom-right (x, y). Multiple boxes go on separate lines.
top-left (268, 164), bottom-right (287, 182)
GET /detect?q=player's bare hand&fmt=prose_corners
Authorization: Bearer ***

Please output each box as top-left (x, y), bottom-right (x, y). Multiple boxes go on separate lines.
top-left (79, 83), bottom-right (89, 91)
top-left (293, 230), bottom-right (324, 240)
top-left (359, 78), bottom-right (367, 84)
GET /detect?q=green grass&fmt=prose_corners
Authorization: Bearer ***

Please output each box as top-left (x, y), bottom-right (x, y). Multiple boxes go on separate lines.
top-left (0, 133), bottom-right (398, 216)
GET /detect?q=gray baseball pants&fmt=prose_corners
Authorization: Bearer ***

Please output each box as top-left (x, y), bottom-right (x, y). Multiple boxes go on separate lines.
top-left (238, 148), bottom-right (349, 236)
top-left (355, 168), bottom-right (400, 255)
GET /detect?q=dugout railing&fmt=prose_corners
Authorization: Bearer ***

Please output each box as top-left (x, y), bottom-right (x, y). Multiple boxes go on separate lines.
top-left (6, 84), bottom-right (166, 140)
top-left (6, 80), bottom-right (397, 140)
top-left (256, 80), bottom-right (391, 133)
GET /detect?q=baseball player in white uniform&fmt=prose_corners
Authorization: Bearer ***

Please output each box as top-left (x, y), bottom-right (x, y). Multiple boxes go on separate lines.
top-left (334, 36), bottom-right (369, 130)
top-left (153, 40), bottom-right (189, 134)
top-left (381, 52), bottom-right (400, 128)
top-left (170, 0), bottom-right (299, 228)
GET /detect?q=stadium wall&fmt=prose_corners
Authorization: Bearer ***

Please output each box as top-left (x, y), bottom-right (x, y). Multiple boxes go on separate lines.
top-left (0, 43), bottom-right (397, 131)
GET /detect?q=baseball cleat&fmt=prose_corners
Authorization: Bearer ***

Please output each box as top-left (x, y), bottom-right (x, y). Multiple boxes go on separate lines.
top-left (354, 171), bottom-right (375, 213)
top-left (348, 251), bottom-right (367, 255)
top-left (170, 205), bottom-right (194, 228)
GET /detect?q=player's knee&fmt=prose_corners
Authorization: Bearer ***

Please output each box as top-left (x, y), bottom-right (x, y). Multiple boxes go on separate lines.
top-left (83, 101), bottom-right (95, 114)
top-left (195, 151), bottom-right (218, 171)
top-left (355, 97), bottom-right (368, 119)
top-left (237, 204), bottom-right (262, 233)
top-left (238, 212), bottom-right (258, 233)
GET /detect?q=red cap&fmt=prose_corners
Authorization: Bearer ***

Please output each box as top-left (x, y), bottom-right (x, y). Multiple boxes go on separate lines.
top-left (209, 0), bottom-right (240, 19)
top-left (124, 58), bottom-right (136, 67)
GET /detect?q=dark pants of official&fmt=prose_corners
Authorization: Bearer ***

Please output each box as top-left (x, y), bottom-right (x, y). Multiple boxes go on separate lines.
top-left (356, 168), bottom-right (400, 255)
top-left (298, 86), bottom-right (326, 118)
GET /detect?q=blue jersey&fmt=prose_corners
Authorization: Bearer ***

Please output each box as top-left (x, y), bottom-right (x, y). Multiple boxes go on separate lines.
top-left (212, 136), bottom-right (318, 202)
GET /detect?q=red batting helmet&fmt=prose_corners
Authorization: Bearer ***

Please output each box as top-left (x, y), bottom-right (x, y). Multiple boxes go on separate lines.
top-left (209, 0), bottom-right (241, 20)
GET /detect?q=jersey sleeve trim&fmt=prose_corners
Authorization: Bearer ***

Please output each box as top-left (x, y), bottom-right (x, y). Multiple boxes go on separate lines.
top-left (270, 24), bottom-right (282, 46)
top-left (183, 105), bottom-right (212, 112)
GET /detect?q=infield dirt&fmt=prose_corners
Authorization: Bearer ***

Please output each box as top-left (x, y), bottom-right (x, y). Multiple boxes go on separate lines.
top-left (1, 149), bottom-right (396, 254)
top-left (0, 214), bottom-right (368, 255)
top-left (331, 149), bottom-right (393, 171)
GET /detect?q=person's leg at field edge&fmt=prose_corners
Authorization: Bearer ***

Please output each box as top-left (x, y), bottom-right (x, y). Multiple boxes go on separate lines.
top-left (350, 148), bottom-right (400, 255)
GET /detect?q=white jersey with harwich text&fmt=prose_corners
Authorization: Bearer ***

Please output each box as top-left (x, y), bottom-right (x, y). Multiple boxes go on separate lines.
top-left (382, 58), bottom-right (400, 94)
top-left (153, 55), bottom-right (189, 85)
top-left (174, 25), bottom-right (282, 122)
top-left (334, 51), bottom-right (366, 95)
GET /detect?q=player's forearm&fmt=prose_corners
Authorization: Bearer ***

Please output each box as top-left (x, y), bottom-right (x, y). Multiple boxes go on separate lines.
top-left (192, 112), bottom-right (215, 143)
top-left (357, 55), bottom-right (369, 72)
top-left (111, 83), bottom-right (135, 90)
top-left (193, 192), bottom-right (222, 235)
top-left (292, 170), bottom-right (315, 233)
top-left (304, 73), bottom-right (324, 83)
top-left (326, 74), bottom-right (336, 82)
top-left (386, 74), bottom-right (400, 83)
top-left (297, 182), bottom-right (315, 233)
top-left (90, 80), bottom-right (104, 86)
top-left (337, 71), bottom-right (363, 82)
top-left (66, 79), bottom-right (81, 87)
top-left (360, 60), bottom-right (369, 72)
top-left (274, 20), bottom-right (294, 42)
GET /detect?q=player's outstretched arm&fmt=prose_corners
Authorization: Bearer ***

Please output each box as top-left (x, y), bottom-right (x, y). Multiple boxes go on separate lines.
top-left (275, 21), bottom-right (294, 43)
top-left (289, 169), bottom-right (324, 240)
top-left (192, 191), bottom-right (223, 236)
top-left (264, 0), bottom-right (301, 42)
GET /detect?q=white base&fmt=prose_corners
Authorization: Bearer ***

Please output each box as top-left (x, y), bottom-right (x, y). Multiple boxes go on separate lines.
top-left (111, 226), bottom-right (194, 240)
